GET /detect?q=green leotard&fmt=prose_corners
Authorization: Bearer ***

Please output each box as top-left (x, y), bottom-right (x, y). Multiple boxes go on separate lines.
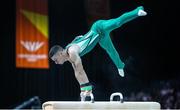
top-left (66, 6), bottom-right (144, 69)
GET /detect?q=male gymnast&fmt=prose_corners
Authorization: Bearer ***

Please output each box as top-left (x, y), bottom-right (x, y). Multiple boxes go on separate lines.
top-left (49, 6), bottom-right (147, 98)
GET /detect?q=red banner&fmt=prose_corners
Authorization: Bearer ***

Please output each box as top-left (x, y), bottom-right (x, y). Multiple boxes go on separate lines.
top-left (16, 0), bottom-right (49, 68)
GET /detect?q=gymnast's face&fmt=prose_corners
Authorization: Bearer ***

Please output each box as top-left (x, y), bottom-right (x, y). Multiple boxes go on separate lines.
top-left (51, 51), bottom-right (66, 64)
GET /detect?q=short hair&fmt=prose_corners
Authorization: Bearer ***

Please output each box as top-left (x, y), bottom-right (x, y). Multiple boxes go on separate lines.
top-left (49, 45), bottom-right (64, 58)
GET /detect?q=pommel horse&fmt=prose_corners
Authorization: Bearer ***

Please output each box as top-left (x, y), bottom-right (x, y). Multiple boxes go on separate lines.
top-left (42, 92), bottom-right (161, 110)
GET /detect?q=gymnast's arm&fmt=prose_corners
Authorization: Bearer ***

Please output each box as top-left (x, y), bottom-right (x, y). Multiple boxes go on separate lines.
top-left (68, 45), bottom-right (90, 85)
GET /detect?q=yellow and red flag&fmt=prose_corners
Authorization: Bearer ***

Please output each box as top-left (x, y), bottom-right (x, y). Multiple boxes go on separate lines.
top-left (16, 0), bottom-right (49, 68)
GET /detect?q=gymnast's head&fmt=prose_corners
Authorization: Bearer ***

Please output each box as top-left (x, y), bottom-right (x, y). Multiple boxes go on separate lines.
top-left (49, 45), bottom-right (68, 64)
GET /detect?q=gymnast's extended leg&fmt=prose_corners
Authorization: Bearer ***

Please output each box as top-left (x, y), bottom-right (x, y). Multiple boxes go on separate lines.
top-left (97, 6), bottom-right (147, 77)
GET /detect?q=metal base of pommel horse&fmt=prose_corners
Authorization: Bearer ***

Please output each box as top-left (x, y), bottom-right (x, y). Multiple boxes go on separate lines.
top-left (42, 92), bottom-right (161, 110)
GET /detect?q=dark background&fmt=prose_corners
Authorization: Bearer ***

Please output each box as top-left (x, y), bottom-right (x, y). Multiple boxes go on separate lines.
top-left (0, 0), bottom-right (180, 108)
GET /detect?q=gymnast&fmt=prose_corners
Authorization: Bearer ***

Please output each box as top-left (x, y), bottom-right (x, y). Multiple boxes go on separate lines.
top-left (49, 6), bottom-right (147, 98)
